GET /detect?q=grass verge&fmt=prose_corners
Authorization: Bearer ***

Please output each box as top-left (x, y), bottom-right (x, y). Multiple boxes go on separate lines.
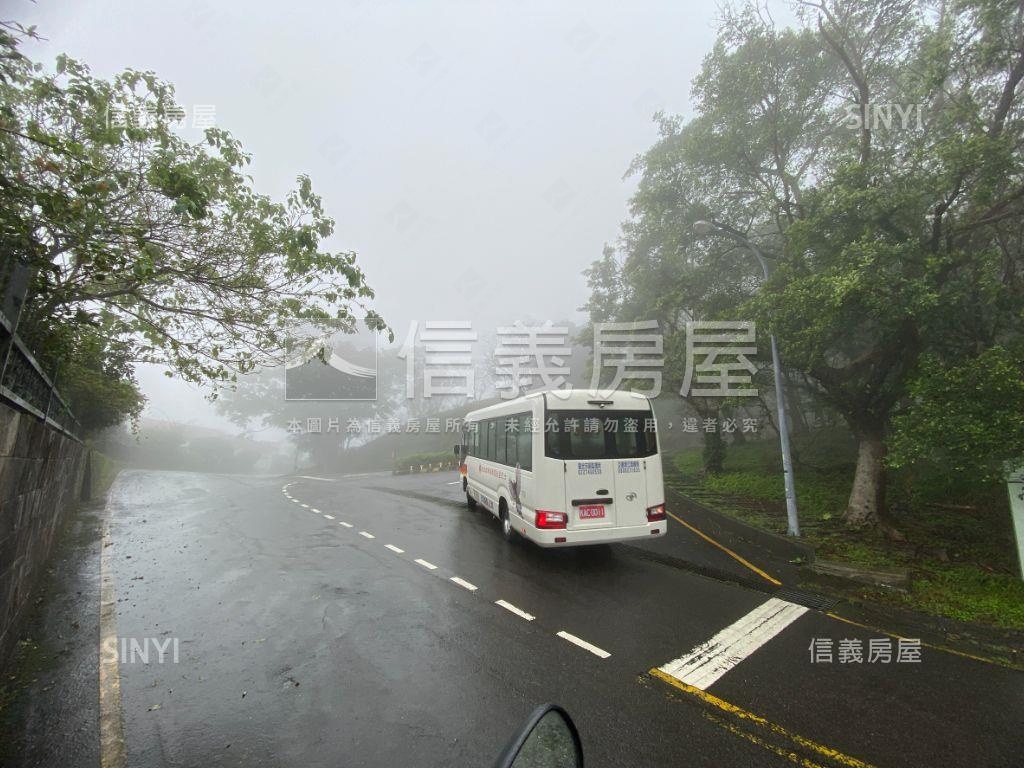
top-left (665, 431), bottom-right (1024, 631)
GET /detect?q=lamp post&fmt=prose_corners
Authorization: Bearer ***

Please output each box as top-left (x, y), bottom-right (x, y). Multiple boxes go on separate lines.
top-left (693, 220), bottom-right (800, 537)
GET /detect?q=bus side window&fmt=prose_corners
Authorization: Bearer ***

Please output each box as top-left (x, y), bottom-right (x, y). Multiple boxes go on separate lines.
top-left (496, 418), bottom-right (508, 465)
top-left (516, 414), bottom-right (532, 471)
top-left (505, 417), bottom-right (517, 467)
top-left (485, 419), bottom-right (495, 462)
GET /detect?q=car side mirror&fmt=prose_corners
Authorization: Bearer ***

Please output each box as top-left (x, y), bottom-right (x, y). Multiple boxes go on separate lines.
top-left (493, 704), bottom-right (583, 768)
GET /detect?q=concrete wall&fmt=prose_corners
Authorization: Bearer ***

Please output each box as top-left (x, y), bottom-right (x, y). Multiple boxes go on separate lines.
top-left (0, 399), bottom-right (89, 668)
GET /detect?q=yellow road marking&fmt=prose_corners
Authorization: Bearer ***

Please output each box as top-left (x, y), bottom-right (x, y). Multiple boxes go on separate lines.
top-left (99, 515), bottom-right (127, 768)
top-left (825, 612), bottom-right (1022, 670)
top-left (650, 668), bottom-right (877, 768)
top-left (668, 510), bottom-right (1017, 670)
top-left (667, 509), bottom-right (782, 586)
top-left (707, 713), bottom-right (829, 768)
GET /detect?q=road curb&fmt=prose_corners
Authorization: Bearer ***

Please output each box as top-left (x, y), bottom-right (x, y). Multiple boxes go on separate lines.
top-left (666, 487), bottom-right (816, 565)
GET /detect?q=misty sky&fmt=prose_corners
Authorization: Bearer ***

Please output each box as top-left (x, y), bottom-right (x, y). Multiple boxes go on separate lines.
top-left (9, 0), bottom-right (795, 431)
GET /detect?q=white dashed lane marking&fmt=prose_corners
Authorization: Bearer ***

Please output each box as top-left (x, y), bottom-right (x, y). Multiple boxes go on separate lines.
top-left (280, 483), bottom-right (589, 659)
top-left (657, 597), bottom-right (808, 691)
top-left (495, 600), bottom-right (535, 621)
top-left (557, 631), bottom-right (611, 659)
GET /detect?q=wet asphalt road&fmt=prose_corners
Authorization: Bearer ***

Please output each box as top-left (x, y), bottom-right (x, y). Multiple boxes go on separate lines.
top-left (84, 470), bottom-right (1024, 767)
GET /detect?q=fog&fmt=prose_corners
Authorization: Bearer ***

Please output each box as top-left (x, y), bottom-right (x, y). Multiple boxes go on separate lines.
top-left (10, 0), bottom-right (796, 432)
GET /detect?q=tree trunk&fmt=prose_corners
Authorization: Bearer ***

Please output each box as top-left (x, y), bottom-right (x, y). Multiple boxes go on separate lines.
top-left (702, 426), bottom-right (726, 475)
top-left (843, 432), bottom-right (886, 527)
top-left (725, 405), bottom-right (746, 445)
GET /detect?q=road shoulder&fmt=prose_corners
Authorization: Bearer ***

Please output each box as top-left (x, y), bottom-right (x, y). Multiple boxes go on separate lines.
top-left (0, 498), bottom-right (104, 768)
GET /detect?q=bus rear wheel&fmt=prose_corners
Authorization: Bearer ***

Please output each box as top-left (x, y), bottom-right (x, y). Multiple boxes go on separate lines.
top-left (466, 490), bottom-right (477, 510)
top-left (499, 501), bottom-right (516, 542)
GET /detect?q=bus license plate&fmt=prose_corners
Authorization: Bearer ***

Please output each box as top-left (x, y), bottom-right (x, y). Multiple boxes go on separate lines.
top-left (578, 505), bottom-right (605, 519)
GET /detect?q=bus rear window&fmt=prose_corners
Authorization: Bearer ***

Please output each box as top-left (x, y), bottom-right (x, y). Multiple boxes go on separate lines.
top-left (544, 410), bottom-right (657, 460)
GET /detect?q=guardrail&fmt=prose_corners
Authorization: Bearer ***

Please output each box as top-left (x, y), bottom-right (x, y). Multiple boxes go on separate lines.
top-left (394, 460), bottom-right (460, 475)
top-left (0, 309), bottom-right (82, 442)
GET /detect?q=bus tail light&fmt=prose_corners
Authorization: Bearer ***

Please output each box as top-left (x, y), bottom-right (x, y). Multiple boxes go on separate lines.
top-left (459, 463), bottom-right (467, 476)
top-left (535, 510), bottom-right (567, 529)
top-left (646, 503), bottom-right (666, 522)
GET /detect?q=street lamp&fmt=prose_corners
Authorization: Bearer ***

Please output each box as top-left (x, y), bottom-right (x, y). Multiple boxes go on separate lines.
top-left (693, 220), bottom-right (800, 537)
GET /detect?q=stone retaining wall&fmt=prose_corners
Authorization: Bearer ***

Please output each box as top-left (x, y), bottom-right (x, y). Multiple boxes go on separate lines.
top-left (0, 399), bottom-right (89, 668)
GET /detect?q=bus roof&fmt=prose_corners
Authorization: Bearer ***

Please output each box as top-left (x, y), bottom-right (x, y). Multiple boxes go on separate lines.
top-left (463, 389), bottom-right (652, 421)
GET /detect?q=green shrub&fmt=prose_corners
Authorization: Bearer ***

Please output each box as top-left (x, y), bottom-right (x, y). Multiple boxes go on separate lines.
top-left (904, 567), bottom-right (1024, 629)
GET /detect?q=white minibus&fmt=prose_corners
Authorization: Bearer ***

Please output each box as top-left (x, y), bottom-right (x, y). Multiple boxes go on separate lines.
top-left (458, 389), bottom-right (666, 547)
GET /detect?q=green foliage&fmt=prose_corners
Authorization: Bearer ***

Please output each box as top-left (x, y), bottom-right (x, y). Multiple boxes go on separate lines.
top-left (898, 567), bottom-right (1024, 630)
top-left (704, 470), bottom-right (852, 522)
top-left (667, 430), bottom-right (1024, 629)
top-left (888, 346), bottom-right (1024, 482)
top-left (584, 1), bottom-right (1024, 526)
top-left (21, 320), bottom-right (145, 433)
top-left (701, 429), bottom-right (727, 475)
top-left (670, 448), bottom-right (704, 477)
top-left (0, 22), bottom-right (388, 432)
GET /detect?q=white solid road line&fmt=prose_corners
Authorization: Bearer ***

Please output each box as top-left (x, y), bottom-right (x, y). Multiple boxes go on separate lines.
top-left (338, 521), bottom-right (353, 528)
top-left (296, 475), bottom-right (337, 482)
top-left (322, 514), bottom-right (335, 520)
top-left (495, 600), bottom-right (535, 621)
top-left (414, 558), bottom-right (438, 570)
top-left (557, 631), bottom-right (611, 659)
top-left (98, 514), bottom-right (126, 768)
top-left (359, 531), bottom-right (375, 539)
top-left (385, 544), bottom-right (404, 554)
top-left (450, 576), bottom-right (478, 591)
top-left (658, 597), bottom-right (808, 691)
top-left (445, 480), bottom-right (461, 485)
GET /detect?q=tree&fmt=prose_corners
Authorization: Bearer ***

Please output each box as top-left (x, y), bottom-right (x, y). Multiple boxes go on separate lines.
top-left (754, 0), bottom-right (1024, 528)
top-left (0, 22), bottom-right (389, 430)
top-left (584, 0), bottom-right (1024, 529)
top-left (582, 237), bottom-right (776, 473)
top-left (45, 322), bottom-right (145, 432)
top-left (577, 11), bottom-right (830, 474)
top-left (887, 345), bottom-right (1024, 483)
